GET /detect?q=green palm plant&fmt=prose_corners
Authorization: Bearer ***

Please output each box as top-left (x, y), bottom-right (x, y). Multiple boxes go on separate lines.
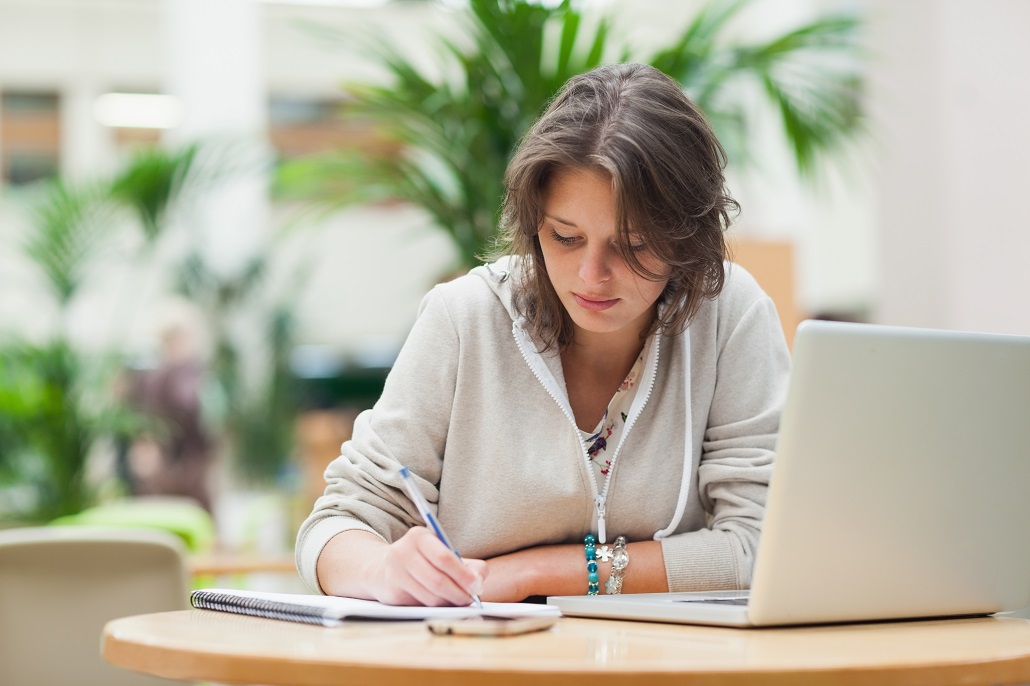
top-left (277, 0), bottom-right (864, 269)
top-left (0, 340), bottom-right (144, 521)
top-left (1, 184), bottom-right (135, 522)
top-left (173, 245), bottom-right (307, 485)
top-left (118, 140), bottom-right (305, 484)
top-left (113, 140), bottom-right (308, 486)
top-left (649, 0), bottom-right (864, 175)
top-left (0, 145), bottom-right (216, 522)
top-left (0, 139), bottom-right (310, 521)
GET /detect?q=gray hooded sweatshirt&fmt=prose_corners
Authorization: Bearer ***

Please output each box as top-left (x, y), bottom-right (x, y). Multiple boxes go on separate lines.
top-left (295, 257), bottom-right (791, 594)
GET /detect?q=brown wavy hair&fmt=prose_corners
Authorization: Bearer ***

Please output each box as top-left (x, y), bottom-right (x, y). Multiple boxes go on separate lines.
top-left (493, 63), bottom-right (738, 351)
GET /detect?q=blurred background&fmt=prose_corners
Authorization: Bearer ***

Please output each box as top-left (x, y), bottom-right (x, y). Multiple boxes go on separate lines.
top-left (0, 0), bottom-right (1027, 591)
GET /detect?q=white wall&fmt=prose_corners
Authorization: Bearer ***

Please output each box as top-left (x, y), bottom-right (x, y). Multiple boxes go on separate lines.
top-left (1, 0), bottom-right (1028, 361)
top-left (866, 0), bottom-right (1030, 335)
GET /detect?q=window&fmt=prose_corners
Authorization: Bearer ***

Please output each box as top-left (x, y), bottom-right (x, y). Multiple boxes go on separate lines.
top-left (1, 91), bottom-right (61, 185)
top-left (268, 95), bottom-right (399, 161)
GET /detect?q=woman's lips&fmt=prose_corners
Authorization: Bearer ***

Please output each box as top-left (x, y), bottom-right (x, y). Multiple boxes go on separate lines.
top-left (574, 293), bottom-right (619, 311)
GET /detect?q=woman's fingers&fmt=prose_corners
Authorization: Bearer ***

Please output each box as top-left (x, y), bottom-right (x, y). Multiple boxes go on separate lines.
top-left (413, 528), bottom-right (485, 598)
top-left (379, 527), bottom-right (484, 606)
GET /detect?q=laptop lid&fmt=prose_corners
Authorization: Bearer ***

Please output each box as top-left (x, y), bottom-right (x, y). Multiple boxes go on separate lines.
top-left (549, 320), bottom-right (1030, 627)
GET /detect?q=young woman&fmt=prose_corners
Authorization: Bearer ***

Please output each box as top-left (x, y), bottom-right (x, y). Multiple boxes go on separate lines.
top-left (296, 63), bottom-right (791, 606)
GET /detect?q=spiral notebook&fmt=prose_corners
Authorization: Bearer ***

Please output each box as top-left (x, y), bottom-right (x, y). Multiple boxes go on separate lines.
top-left (190, 588), bottom-right (560, 627)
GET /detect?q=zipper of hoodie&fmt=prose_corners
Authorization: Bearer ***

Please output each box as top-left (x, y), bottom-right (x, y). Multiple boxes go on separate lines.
top-left (512, 322), bottom-right (660, 544)
top-left (594, 334), bottom-right (660, 542)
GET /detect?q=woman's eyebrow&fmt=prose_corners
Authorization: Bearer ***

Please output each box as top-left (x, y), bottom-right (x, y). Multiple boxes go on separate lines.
top-left (543, 213), bottom-right (577, 227)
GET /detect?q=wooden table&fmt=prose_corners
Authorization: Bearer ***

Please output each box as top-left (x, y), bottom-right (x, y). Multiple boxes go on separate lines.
top-left (102, 610), bottom-right (1030, 686)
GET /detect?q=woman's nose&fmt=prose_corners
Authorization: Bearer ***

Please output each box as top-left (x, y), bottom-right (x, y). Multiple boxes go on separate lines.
top-left (579, 245), bottom-right (613, 285)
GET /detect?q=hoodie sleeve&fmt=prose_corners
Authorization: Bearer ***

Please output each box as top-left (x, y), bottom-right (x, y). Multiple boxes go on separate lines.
top-left (294, 286), bottom-right (459, 594)
top-left (659, 287), bottom-right (791, 591)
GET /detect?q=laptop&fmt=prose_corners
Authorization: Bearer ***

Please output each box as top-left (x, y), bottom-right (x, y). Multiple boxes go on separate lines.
top-left (548, 319), bottom-right (1030, 627)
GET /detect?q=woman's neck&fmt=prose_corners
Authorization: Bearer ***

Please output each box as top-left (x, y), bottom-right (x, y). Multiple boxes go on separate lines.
top-left (565, 327), bottom-right (646, 376)
top-left (560, 322), bottom-right (651, 431)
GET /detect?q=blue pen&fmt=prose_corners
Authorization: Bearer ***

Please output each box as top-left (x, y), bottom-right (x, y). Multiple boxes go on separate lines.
top-left (398, 466), bottom-right (484, 609)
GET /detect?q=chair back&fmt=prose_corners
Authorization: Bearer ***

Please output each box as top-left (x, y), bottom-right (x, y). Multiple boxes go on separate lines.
top-left (0, 526), bottom-right (189, 686)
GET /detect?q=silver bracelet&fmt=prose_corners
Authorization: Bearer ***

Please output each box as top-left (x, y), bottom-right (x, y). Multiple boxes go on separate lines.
top-left (605, 535), bottom-right (629, 594)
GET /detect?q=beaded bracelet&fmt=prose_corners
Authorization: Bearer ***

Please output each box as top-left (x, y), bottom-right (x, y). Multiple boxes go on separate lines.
top-left (584, 534), bottom-right (600, 595)
top-left (604, 535), bottom-right (629, 594)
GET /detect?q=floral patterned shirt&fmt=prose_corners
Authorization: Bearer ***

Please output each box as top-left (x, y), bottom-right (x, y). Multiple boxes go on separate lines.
top-left (577, 338), bottom-right (651, 494)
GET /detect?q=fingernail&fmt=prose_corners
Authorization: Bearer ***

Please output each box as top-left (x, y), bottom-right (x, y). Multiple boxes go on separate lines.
top-left (470, 578), bottom-right (484, 596)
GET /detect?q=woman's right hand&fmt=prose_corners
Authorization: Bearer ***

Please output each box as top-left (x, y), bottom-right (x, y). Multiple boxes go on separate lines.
top-left (317, 528), bottom-right (486, 607)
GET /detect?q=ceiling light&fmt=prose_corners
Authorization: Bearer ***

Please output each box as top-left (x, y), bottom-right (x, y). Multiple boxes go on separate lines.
top-left (93, 93), bottom-right (184, 129)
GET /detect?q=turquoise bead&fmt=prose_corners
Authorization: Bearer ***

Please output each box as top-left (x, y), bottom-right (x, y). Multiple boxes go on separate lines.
top-left (585, 533), bottom-right (601, 595)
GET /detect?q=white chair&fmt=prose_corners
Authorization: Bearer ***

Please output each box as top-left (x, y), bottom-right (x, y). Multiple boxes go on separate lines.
top-left (0, 526), bottom-right (190, 686)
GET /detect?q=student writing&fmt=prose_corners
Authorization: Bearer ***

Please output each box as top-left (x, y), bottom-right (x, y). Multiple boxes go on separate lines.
top-left (295, 63), bottom-right (791, 606)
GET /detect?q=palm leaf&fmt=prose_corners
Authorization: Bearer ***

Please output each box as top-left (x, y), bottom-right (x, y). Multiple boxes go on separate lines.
top-left (650, 5), bottom-right (864, 178)
top-left (109, 143), bottom-right (201, 242)
top-left (24, 181), bottom-right (117, 305)
top-left (649, 0), bottom-right (748, 83)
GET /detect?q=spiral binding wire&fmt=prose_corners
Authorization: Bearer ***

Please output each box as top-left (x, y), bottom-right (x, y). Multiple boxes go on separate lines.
top-left (190, 590), bottom-right (329, 626)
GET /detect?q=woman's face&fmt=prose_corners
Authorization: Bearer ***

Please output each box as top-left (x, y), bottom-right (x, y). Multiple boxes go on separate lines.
top-left (538, 166), bottom-right (670, 342)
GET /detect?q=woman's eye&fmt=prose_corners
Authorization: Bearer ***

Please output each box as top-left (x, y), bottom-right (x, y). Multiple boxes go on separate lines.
top-left (549, 228), bottom-right (577, 245)
top-left (628, 243), bottom-right (647, 253)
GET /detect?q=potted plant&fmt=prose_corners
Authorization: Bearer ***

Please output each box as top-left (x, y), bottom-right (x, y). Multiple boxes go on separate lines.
top-left (0, 177), bottom-right (153, 522)
top-left (0, 142), bottom-right (302, 522)
top-left (277, 0), bottom-right (865, 271)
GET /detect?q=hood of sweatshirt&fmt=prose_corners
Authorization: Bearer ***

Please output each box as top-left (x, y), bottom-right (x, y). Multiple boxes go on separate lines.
top-left (468, 255), bottom-right (522, 323)
top-left (467, 255), bottom-right (569, 402)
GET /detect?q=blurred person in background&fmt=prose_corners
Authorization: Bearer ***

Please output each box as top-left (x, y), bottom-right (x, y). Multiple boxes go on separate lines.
top-left (118, 301), bottom-right (216, 514)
